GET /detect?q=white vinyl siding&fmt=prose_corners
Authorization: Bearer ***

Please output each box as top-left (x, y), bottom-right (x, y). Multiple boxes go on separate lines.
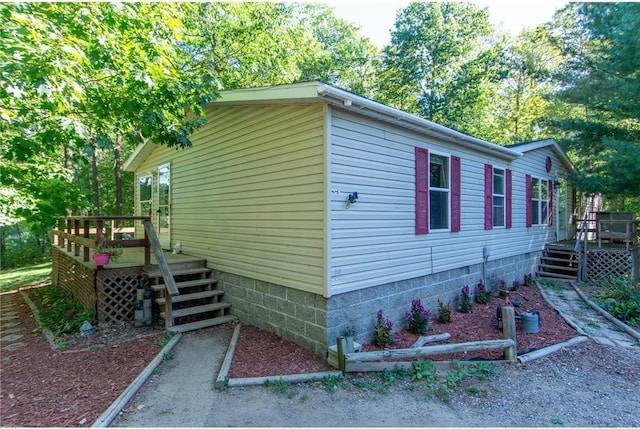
top-left (328, 110), bottom-right (571, 296)
top-left (135, 104), bottom-right (326, 296)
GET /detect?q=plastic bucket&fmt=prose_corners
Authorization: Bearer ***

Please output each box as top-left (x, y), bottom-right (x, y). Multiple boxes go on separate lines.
top-left (521, 312), bottom-right (539, 333)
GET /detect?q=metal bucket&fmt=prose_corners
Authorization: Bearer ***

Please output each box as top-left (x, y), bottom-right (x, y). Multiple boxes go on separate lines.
top-left (521, 312), bottom-right (539, 333)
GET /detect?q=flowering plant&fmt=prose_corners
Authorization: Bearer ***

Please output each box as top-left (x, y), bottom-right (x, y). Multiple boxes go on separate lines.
top-left (475, 280), bottom-right (492, 304)
top-left (374, 309), bottom-right (394, 348)
top-left (405, 299), bottom-right (431, 334)
top-left (459, 285), bottom-right (474, 313)
top-left (437, 300), bottom-right (453, 323)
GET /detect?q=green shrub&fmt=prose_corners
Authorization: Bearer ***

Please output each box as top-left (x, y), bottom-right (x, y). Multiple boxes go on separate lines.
top-left (35, 285), bottom-right (94, 336)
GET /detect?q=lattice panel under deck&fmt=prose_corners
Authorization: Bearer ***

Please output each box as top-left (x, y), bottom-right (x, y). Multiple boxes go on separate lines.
top-left (587, 249), bottom-right (632, 279)
top-left (96, 268), bottom-right (144, 322)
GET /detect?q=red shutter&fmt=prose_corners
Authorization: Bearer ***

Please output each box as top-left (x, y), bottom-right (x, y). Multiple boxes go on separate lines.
top-left (526, 174), bottom-right (532, 228)
top-left (548, 179), bottom-right (553, 225)
top-left (506, 169), bottom-right (512, 229)
top-left (451, 156), bottom-right (461, 232)
top-left (415, 147), bottom-right (429, 234)
top-left (484, 164), bottom-right (493, 230)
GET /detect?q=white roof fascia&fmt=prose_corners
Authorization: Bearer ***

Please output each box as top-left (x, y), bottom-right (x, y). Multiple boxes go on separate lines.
top-left (123, 139), bottom-right (155, 172)
top-left (316, 83), bottom-right (521, 161)
top-left (511, 139), bottom-right (576, 173)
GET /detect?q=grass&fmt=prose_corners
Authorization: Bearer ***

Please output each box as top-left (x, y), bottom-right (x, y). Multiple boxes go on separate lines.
top-left (0, 262), bottom-right (52, 293)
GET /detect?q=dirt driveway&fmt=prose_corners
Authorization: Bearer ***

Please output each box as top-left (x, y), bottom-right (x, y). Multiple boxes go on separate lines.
top-left (113, 329), bottom-right (640, 427)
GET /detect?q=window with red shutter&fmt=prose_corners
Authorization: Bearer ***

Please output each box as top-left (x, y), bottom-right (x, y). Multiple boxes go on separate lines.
top-left (415, 147), bottom-right (429, 234)
top-left (484, 164), bottom-right (493, 230)
top-left (451, 156), bottom-right (461, 232)
top-left (505, 169), bottom-right (512, 229)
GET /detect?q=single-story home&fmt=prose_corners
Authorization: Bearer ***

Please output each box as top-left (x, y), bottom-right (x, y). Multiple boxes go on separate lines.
top-left (123, 81), bottom-right (576, 356)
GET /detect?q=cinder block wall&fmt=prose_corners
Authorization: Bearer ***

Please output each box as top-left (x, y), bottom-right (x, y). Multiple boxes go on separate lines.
top-left (215, 251), bottom-right (539, 358)
top-left (214, 270), bottom-right (328, 356)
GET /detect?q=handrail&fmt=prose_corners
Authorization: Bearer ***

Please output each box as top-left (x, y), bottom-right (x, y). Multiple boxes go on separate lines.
top-left (574, 210), bottom-right (590, 253)
top-left (54, 216), bottom-right (151, 264)
top-left (143, 220), bottom-right (180, 297)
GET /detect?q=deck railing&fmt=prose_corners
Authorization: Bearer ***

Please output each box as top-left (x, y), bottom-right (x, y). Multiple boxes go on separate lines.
top-left (54, 216), bottom-right (152, 265)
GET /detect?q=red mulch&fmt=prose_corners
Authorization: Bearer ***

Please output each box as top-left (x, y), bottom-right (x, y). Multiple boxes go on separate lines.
top-left (361, 282), bottom-right (578, 361)
top-left (228, 325), bottom-right (333, 378)
top-left (1, 281), bottom-right (579, 427)
top-left (0, 290), bottom-right (162, 428)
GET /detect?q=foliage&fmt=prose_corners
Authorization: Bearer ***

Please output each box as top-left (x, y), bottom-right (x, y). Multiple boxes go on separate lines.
top-left (373, 309), bottom-right (394, 348)
top-left (404, 299), bottom-right (431, 335)
top-left (475, 280), bottom-right (493, 305)
top-left (594, 277), bottom-right (640, 327)
top-left (375, 2), bottom-right (505, 139)
top-left (32, 285), bottom-right (94, 336)
top-left (498, 279), bottom-right (509, 297)
top-left (0, 261), bottom-right (52, 293)
top-left (523, 273), bottom-right (534, 287)
top-left (547, 3), bottom-right (640, 206)
top-left (459, 285), bottom-right (474, 313)
top-left (411, 359), bottom-right (438, 384)
top-left (436, 301), bottom-right (453, 324)
top-left (264, 378), bottom-right (298, 399)
top-left (94, 243), bottom-right (123, 260)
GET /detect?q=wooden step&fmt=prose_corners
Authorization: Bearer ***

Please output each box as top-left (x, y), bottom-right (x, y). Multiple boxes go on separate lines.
top-left (544, 249), bottom-right (577, 256)
top-left (538, 263), bottom-right (578, 272)
top-left (535, 271), bottom-right (577, 280)
top-left (162, 302), bottom-right (231, 319)
top-left (145, 267), bottom-right (211, 279)
top-left (156, 290), bottom-right (224, 305)
top-left (540, 256), bottom-right (578, 264)
top-left (151, 278), bottom-right (218, 292)
top-left (167, 315), bottom-right (237, 333)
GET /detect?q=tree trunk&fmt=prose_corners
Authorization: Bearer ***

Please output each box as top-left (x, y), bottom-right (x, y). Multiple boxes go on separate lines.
top-left (92, 142), bottom-right (101, 216)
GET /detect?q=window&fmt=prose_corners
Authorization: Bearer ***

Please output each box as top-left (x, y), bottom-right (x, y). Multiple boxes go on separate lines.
top-left (139, 175), bottom-right (152, 217)
top-left (492, 168), bottom-right (505, 227)
top-left (485, 165), bottom-right (512, 230)
top-left (531, 177), bottom-right (549, 225)
top-left (429, 154), bottom-right (449, 230)
top-left (415, 148), bottom-right (459, 234)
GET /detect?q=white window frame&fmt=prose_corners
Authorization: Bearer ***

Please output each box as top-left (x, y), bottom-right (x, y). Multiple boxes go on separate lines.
top-left (138, 174), bottom-right (153, 218)
top-left (492, 167), bottom-right (505, 228)
top-left (429, 152), bottom-right (450, 231)
top-left (531, 177), bottom-right (549, 226)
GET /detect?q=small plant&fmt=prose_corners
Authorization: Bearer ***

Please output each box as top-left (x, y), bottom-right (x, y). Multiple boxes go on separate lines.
top-left (155, 330), bottom-right (174, 348)
top-left (498, 279), bottom-right (508, 297)
top-left (36, 285), bottom-right (95, 336)
top-left (411, 359), bottom-right (438, 385)
top-left (373, 309), bottom-right (394, 348)
top-left (162, 352), bottom-right (174, 361)
top-left (475, 280), bottom-right (492, 305)
top-left (523, 273), bottom-right (534, 286)
top-left (321, 374), bottom-right (342, 391)
top-left (95, 243), bottom-right (123, 261)
top-left (436, 300), bottom-right (453, 323)
top-left (511, 279), bottom-right (522, 291)
top-left (459, 285), bottom-right (473, 313)
top-left (405, 299), bottom-right (431, 334)
top-left (264, 378), bottom-right (297, 399)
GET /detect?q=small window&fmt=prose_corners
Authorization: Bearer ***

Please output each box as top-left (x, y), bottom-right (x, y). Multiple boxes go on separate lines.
top-left (492, 168), bottom-right (505, 227)
top-left (531, 177), bottom-right (549, 225)
top-left (430, 154), bottom-right (449, 230)
top-left (139, 175), bottom-right (152, 217)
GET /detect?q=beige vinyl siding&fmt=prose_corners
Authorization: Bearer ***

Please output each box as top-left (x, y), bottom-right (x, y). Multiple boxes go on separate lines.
top-left (328, 110), bottom-right (572, 296)
top-left (135, 104), bottom-right (326, 295)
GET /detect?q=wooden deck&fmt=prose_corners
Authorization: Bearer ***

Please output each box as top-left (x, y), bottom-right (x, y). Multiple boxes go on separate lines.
top-left (56, 246), bottom-right (205, 270)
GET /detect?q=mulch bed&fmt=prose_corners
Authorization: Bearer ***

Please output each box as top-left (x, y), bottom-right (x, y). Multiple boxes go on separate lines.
top-left (1, 280), bottom-right (580, 427)
top-left (360, 281), bottom-right (579, 361)
top-left (0, 289), bottom-right (162, 428)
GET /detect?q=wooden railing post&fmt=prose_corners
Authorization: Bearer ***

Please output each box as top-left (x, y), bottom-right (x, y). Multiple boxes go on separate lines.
top-left (57, 218), bottom-right (64, 248)
top-left (66, 219), bottom-right (73, 252)
top-left (144, 220), bottom-right (151, 266)
top-left (73, 219), bottom-right (80, 257)
top-left (502, 305), bottom-right (517, 362)
top-left (96, 219), bottom-right (104, 246)
top-left (83, 220), bottom-right (90, 262)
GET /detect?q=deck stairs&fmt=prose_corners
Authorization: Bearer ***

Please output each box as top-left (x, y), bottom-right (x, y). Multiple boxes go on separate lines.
top-left (145, 259), bottom-right (236, 333)
top-left (536, 244), bottom-right (579, 280)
